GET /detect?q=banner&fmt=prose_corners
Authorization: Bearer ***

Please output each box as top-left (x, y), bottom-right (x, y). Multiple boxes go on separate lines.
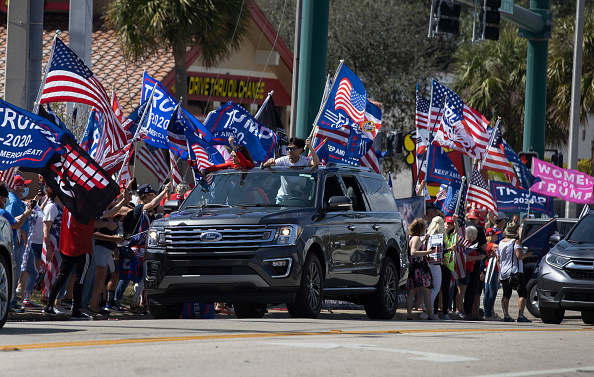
top-left (0, 99), bottom-right (66, 170)
top-left (490, 181), bottom-right (554, 216)
top-left (435, 183), bottom-right (463, 216)
top-left (426, 144), bottom-right (463, 186)
top-left (531, 158), bottom-right (594, 204)
top-left (203, 102), bottom-right (277, 162)
top-left (394, 196), bottom-right (425, 234)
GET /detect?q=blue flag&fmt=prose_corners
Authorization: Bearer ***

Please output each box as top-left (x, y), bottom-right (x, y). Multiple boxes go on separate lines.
top-left (0, 99), bottom-right (66, 170)
top-left (435, 182), bottom-right (463, 216)
top-left (185, 128), bottom-right (225, 168)
top-left (79, 109), bottom-right (106, 160)
top-left (521, 218), bottom-right (557, 259)
top-left (502, 139), bottom-right (539, 190)
top-left (490, 181), bottom-right (554, 216)
top-left (426, 143), bottom-right (463, 186)
top-left (203, 102), bottom-right (277, 163)
top-left (140, 72), bottom-right (211, 149)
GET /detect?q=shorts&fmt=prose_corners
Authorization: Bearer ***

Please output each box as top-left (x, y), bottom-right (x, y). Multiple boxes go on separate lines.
top-left (457, 269), bottom-right (471, 286)
top-left (31, 243), bottom-right (42, 260)
top-left (94, 245), bottom-right (115, 267)
top-left (501, 273), bottom-right (527, 299)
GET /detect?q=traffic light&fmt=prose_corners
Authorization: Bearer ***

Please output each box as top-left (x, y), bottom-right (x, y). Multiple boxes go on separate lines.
top-left (479, 0), bottom-right (501, 40)
top-left (432, 1), bottom-right (462, 35)
top-left (552, 152), bottom-right (564, 167)
top-left (519, 150), bottom-right (538, 170)
top-left (386, 130), bottom-right (403, 156)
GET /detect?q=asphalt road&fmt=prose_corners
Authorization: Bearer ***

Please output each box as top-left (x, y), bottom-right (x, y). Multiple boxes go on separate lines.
top-left (1, 305), bottom-right (592, 377)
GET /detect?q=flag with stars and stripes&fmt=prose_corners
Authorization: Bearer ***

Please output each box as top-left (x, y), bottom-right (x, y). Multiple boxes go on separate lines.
top-left (0, 168), bottom-right (17, 190)
top-left (39, 38), bottom-right (125, 151)
top-left (467, 167), bottom-right (497, 213)
top-left (138, 145), bottom-right (169, 183)
top-left (482, 120), bottom-right (520, 188)
top-left (430, 80), bottom-right (489, 159)
top-left (416, 92), bottom-right (430, 130)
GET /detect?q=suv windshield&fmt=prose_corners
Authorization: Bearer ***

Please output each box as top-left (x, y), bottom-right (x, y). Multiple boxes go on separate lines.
top-left (182, 170), bottom-right (318, 209)
top-left (565, 215), bottom-right (594, 243)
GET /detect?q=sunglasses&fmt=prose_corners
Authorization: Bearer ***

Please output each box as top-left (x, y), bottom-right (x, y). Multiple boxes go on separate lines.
top-left (287, 147), bottom-right (299, 151)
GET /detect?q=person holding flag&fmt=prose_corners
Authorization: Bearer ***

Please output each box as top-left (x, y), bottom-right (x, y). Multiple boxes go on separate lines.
top-left (196, 136), bottom-right (254, 176)
top-left (262, 137), bottom-right (320, 168)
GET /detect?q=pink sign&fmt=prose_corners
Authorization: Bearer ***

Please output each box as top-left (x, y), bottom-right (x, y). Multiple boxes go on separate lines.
top-left (531, 158), bottom-right (594, 204)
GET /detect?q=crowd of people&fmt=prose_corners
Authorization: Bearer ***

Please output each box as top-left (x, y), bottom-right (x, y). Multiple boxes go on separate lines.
top-left (405, 202), bottom-right (533, 322)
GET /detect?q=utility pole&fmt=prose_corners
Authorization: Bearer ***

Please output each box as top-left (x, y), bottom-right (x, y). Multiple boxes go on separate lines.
top-left (67, 0), bottom-right (93, 116)
top-left (290, 0), bottom-right (303, 138)
top-left (5, 0), bottom-right (31, 110)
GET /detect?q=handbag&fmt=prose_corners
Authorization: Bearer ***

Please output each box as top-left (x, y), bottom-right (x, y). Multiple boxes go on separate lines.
top-left (508, 241), bottom-right (521, 287)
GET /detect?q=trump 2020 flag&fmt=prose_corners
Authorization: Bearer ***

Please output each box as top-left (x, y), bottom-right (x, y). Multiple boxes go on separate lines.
top-left (0, 99), bottom-right (66, 170)
top-left (23, 133), bottom-right (120, 224)
top-left (203, 102), bottom-right (277, 163)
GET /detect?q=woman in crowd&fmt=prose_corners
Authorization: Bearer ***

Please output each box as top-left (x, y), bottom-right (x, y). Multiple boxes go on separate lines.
top-left (425, 216), bottom-right (445, 319)
top-left (438, 216), bottom-right (457, 319)
top-left (406, 218), bottom-right (438, 320)
top-left (198, 136), bottom-right (254, 175)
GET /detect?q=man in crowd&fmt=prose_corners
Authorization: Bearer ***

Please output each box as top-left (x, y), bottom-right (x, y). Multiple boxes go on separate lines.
top-left (262, 137), bottom-right (320, 168)
top-left (6, 175), bottom-right (33, 310)
top-left (464, 209), bottom-right (488, 319)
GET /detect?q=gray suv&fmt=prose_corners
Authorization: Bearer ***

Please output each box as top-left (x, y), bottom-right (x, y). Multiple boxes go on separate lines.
top-left (144, 165), bottom-right (409, 319)
top-left (537, 213), bottom-right (594, 324)
top-left (0, 214), bottom-right (14, 329)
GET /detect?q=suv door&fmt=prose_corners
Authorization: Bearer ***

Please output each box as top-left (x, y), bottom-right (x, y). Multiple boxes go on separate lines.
top-left (319, 174), bottom-right (359, 287)
top-left (340, 174), bottom-right (383, 286)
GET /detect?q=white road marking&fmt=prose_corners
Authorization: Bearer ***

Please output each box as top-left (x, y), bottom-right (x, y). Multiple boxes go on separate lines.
top-left (262, 342), bottom-right (479, 363)
top-left (473, 366), bottom-right (594, 377)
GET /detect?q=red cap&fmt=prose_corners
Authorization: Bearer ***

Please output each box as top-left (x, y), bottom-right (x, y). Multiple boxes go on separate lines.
top-left (444, 216), bottom-right (454, 224)
top-left (486, 227), bottom-right (501, 237)
top-left (14, 175), bottom-right (32, 186)
top-left (468, 209), bottom-right (480, 219)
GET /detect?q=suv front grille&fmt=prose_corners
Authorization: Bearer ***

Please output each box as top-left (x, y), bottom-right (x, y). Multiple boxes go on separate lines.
top-left (163, 225), bottom-right (273, 259)
top-left (566, 269), bottom-right (594, 280)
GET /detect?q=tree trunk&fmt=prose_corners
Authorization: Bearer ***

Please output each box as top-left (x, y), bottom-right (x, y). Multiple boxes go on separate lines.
top-left (174, 50), bottom-right (188, 108)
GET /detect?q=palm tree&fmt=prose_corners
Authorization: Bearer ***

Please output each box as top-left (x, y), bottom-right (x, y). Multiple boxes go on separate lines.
top-left (105, 0), bottom-right (251, 108)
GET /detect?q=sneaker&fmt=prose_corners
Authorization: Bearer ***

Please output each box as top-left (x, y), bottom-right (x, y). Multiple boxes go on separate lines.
top-left (61, 299), bottom-right (73, 311)
top-left (419, 312), bottom-right (429, 320)
top-left (218, 306), bottom-right (235, 315)
top-left (485, 316), bottom-right (499, 321)
top-left (503, 315), bottom-right (515, 322)
top-left (70, 310), bottom-right (93, 321)
top-left (43, 306), bottom-right (62, 316)
top-left (517, 316), bottom-right (532, 323)
top-left (23, 300), bottom-right (41, 308)
top-left (442, 314), bottom-right (451, 320)
top-left (104, 303), bottom-right (125, 312)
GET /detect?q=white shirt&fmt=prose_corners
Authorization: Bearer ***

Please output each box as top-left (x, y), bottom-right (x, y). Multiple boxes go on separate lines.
top-left (275, 156), bottom-right (311, 201)
top-left (30, 206), bottom-right (45, 244)
top-left (43, 202), bottom-right (60, 223)
top-left (275, 155), bottom-right (311, 167)
top-left (496, 239), bottom-right (523, 279)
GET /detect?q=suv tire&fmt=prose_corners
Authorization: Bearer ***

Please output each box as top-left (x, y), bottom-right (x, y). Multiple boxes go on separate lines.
top-left (364, 256), bottom-right (397, 320)
top-left (540, 307), bottom-right (565, 324)
top-left (526, 279), bottom-right (541, 318)
top-left (287, 253), bottom-right (323, 319)
top-left (233, 303), bottom-right (267, 318)
top-left (147, 301), bottom-right (183, 319)
top-left (581, 310), bottom-right (594, 325)
top-left (0, 254), bottom-right (9, 329)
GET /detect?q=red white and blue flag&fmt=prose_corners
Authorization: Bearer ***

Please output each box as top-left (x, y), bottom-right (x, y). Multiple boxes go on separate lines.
top-left (467, 167), bottom-right (497, 213)
top-left (482, 120), bottom-right (520, 188)
top-left (138, 145), bottom-right (169, 183)
top-left (0, 168), bottom-right (17, 190)
top-left (335, 78), bottom-right (367, 122)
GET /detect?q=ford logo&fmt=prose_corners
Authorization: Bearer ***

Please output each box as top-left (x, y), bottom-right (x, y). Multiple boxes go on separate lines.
top-left (200, 232), bottom-right (223, 242)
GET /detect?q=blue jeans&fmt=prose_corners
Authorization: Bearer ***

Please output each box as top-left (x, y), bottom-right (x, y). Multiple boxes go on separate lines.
top-left (483, 277), bottom-right (500, 317)
top-left (24, 244), bottom-right (43, 294)
top-left (11, 240), bottom-right (25, 307)
top-left (115, 278), bottom-right (130, 302)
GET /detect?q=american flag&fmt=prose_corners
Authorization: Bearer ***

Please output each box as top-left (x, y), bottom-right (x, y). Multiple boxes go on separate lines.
top-left (312, 125), bottom-right (350, 148)
top-left (482, 121), bottom-right (520, 188)
top-left (334, 78), bottom-right (367, 122)
top-left (415, 93), bottom-right (430, 130)
top-left (430, 80), bottom-right (489, 159)
top-left (467, 167), bottom-right (497, 213)
top-left (112, 91), bottom-right (134, 143)
top-left (436, 184), bottom-right (449, 201)
top-left (360, 146), bottom-right (380, 174)
top-left (138, 145), bottom-right (169, 183)
top-left (170, 153), bottom-right (182, 187)
top-left (117, 146), bottom-right (134, 188)
top-left (39, 38), bottom-right (125, 150)
top-left (0, 168), bottom-right (17, 190)
top-left (190, 143), bottom-right (215, 185)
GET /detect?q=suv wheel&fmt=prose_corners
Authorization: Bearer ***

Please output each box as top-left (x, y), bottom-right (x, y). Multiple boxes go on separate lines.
top-left (287, 254), bottom-right (323, 319)
top-left (364, 256), bottom-right (397, 320)
top-left (147, 300), bottom-right (183, 319)
top-left (526, 279), bottom-right (541, 318)
top-left (233, 303), bottom-right (267, 318)
top-left (581, 310), bottom-right (594, 325)
top-left (540, 307), bottom-right (565, 324)
top-left (0, 254), bottom-right (9, 329)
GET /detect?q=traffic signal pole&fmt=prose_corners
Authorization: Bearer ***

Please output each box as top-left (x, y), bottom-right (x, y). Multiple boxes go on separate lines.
top-left (457, 0), bottom-right (551, 159)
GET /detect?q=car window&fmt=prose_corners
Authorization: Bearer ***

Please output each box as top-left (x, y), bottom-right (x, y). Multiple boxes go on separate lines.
top-left (340, 175), bottom-right (368, 211)
top-left (360, 176), bottom-right (397, 212)
top-left (323, 175), bottom-right (345, 206)
top-left (566, 215), bottom-right (594, 243)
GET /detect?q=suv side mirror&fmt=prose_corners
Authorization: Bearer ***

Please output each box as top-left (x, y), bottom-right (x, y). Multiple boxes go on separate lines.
top-left (164, 199), bottom-right (180, 214)
top-left (550, 233), bottom-right (561, 246)
top-left (327, 196), bottom-right (352, 211)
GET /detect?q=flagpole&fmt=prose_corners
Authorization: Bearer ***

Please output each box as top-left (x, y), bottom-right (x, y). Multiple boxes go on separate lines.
top-left (33, 31), bottom-right (61, 114)
top-left (255, 91), bottom-right (274, 119)
top-left (132, 80), bottom-right (159, 178)
top-left (414, 82), bottom-right (448, 191)
top-left (308, 60), bottom-right (343, 141)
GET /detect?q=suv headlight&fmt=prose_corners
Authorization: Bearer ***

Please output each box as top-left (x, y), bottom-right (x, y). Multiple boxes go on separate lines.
top-left (545, 252), bottom-right (570, 269)
top-left (271, 225), bottom-right (301, 245)
top-left (148, 228), bottom-right (166, 248)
